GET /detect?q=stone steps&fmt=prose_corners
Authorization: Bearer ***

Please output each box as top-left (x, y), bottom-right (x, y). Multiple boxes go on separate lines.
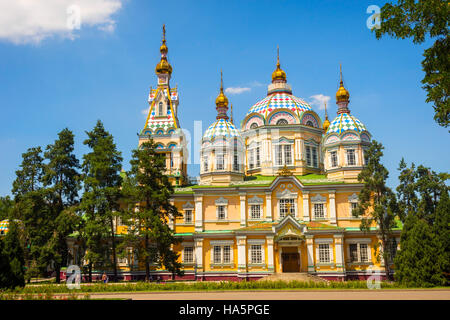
top-left (258, 272), bottom-right (329, 283)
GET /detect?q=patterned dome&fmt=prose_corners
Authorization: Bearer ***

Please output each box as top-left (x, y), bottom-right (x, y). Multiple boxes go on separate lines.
top-left (327, 113), bottom-right (367, 135)
top-left (203, 118), bottom-right (241, 140)
top-left (246, 92), bottom-right (312, 121)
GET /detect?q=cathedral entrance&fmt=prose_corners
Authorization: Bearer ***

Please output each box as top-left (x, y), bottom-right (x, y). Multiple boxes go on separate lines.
top-left (281, 247), bottom-right (300, 272)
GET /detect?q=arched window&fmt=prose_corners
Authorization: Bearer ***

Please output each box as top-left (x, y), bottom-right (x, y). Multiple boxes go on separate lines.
top-left (158, 102), bottom-right (163, 116)
top-left (306, 120), bottom-right (314, 127)
top-left (276, 119), bottom-right (288, 125)
top-left (250, 123), bottom-right (258, 129)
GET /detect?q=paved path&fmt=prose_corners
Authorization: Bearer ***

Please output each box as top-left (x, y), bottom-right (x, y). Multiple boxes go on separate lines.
top-left (89, 289), bottom-right (450, 300)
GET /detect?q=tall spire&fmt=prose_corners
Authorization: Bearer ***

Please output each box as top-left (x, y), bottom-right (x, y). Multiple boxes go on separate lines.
top-left (215, 70), bottom-right (229, 120)
top-left (336, 63), bottom-right (350, 114)
top-left (230, 103), bottom-right (234, 124)
top-left (272, 45), bottom-right (287, 83)
top-left (155, 24), bottom-right (172, 77)
top-left (323, 101), bottom-right (330, 132)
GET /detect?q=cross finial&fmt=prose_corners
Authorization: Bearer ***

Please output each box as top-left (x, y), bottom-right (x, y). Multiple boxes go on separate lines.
top-left (324, 101), bottom-right (328, 119)
top-left (162, 24), bottom-right (166, 42)
top-left (339, 63), bottom-right (343, 85)
top-left (277, 45), bottom-right (280, 67)
top-left (220, 69), bottom-right (223, 92)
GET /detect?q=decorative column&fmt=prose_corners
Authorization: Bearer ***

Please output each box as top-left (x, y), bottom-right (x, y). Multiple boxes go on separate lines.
top-left (194, 194), bottom-right (203, 232)
top-left (266, 236), bottom-right (274, 273)
top-left (237, 236), bottom-right (247, 276)
top-left (303, 191), bottom-right (310, 222)
top-left (329, 190), bottom-right (336, 225)
top-left (194, 238), bottom-right (204, 280)
top-left (239, 193), bottom-right (246, 227)
top-left (306, 235), bottom-right (315, 273)
top-left (333, 234), bottom-right (345, 274)
top-left (265, 192), bottom-right (272, 221)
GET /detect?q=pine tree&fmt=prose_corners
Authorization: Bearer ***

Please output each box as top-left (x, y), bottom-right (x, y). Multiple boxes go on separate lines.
top-left (80, 120), bottom-right (123, 282)
top-left (42, 128), bottom-right (81, 283)
top-left (353, 140), bottom-right (398, 281)
top-left (433, 190), bottom-right (450, 284)
top-left (124, 139), bottom-right (183, 281)
top-left (11, 147), bottom-right (52, 281)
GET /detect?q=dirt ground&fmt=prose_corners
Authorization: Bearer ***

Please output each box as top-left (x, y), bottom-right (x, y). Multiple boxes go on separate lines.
top-left (88, 289), bottom-right (450, 300)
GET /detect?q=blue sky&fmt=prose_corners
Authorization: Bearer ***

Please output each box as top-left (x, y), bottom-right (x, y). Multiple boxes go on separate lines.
top-left (0, 0), bottom-right (448, 196)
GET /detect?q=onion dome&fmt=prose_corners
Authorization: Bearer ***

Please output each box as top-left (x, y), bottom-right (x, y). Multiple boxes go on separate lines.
top-left (336, 64), bottom-right (349, 103)
top-left (323, 102), bottom-right (330, 132)
top-left (272, 46), bottom-right (287, 83)
top-left (215, 70), bottom-right (229, 120)
top-left (203, 118), bottom-right (240, 140)
top-left (246, 92), bottom-right (312, 121)
top-left (326, 113), bottom-right (367, 134)
top-left (155, 25), bottom-right (173, 75)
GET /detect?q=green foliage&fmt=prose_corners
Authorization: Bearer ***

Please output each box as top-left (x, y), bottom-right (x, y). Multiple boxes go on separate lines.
top-left (353, 140), bottom-right (398, 279)
top-left (0, 220), bottom-right (25, 289)
top-left (80, 120), bottom-right (123, 281)
top-left (374, 0), bottom-right (449, 128)
top-left (0, 196), bottom-right (13, 221)
top-left (395, 160), bottom-right (449, 286)
top-left (121, 139), bottom-right (183, 281)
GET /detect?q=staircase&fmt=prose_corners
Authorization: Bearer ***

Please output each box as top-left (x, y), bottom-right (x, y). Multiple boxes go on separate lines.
top-left (258, 272), bottom-right (329, 283)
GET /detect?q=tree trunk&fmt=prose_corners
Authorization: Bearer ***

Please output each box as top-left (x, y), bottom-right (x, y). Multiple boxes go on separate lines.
top-left (88, 263), bottom-right (92, 283)
top-left (145, 233), bottom-right (150, 282)
top-left (55, 263), bottom-right (61, 284)
top-left (110, 218), bottom-right (118, 282)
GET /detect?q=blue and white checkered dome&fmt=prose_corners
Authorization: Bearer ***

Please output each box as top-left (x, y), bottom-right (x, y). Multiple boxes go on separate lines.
top-left (326, 112), bottom-right (367, 135)
top-left (246, 92), bottom-right (312, 121)
top-left (203, 118), bottom-right (241, 140)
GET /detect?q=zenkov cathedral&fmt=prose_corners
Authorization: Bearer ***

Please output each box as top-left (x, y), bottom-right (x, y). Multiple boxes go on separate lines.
top-left (68, 26), bottom-right (401, 281)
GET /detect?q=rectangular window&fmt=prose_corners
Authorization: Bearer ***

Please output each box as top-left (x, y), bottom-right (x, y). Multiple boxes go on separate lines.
top-left (216, 153), bottom-right (224, 170)
top-left (350, 202), bottom-right (358, 217)
top-left (213, 246), bottom-right (222, 264)
top-left (184, 247), bottom-right (194, 263)
top-left (318, 244), bottom-right (330, 263)
top-left (249, 149), bottom-right (255, 169)
top-left (275, 145), bottom-right (283, 166)
top-left (256, 147), bottom-right (260, 167)
top-left (223, 246), bottom-right (231, 264)
top-left (389, 239), bottom-right (397, 262)
top-left (279, 198), bottom-right (295, 218)
top-left (217, 206), bottom-right (226, 220)
top-left (360, 244), bottom-right (369, 262)
top-left (203, 155), bottom-right (208, 172)
top-left (347, 149), bottom-right (356, 166)
top-left (314, 203), bottom-right (325, 219)
top-left (349, 244), bottom-right (358, 262)
top-left (233, 154), bottom-right (239, 171)
top-left (250, 205), bottom-right (262, 220)
top-left (306, 146), bottom-right (312, 166)
top-left (330, 151), bottom-right (338, 168)
top-left (284, 145), bottom-right (292, 165)
top-left (312, 147), bottom-right (318, 168)
top-left (250, 245), bottom-right (262, 264)
top-left (184, 210), bottom-right (193, 224)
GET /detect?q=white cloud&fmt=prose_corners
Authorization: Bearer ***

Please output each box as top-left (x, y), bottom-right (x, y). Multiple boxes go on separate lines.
top-left (225, 87), bottom-right (251, 95)
top-left (249, 81), bottom-right (264, 87)
top-left (0, 0), bottom-right (123, 45)
top-left (309, 94), bottom-right (331, 110)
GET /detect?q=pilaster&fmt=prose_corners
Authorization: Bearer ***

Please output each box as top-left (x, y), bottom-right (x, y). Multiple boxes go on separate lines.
top-left (194, 194), bottom-right (203, 232)
top-left (306, 235), bottom-right (315, 272)
top-left (239, 193), bottom-right (247, 227)
top-left (265, 191), bottom-right (272, 221)
top-left (303, 191), bottom-right (310, 222)
top-left (329, 190), bottom-right (336, 225)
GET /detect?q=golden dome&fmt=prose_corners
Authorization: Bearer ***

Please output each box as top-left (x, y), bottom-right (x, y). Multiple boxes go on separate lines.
top-left (336, 64), bottom-right (349, 103)
top-left (155, 24), bottom-right (172, 75)
top-left (272, 46), bottom-right (286, 82)
top-left (323, 102), bottom-right (330, 131)
top-left (155, 58), bottom-right (172, 75)
top-left (216, 70), bottom-right (229, 108)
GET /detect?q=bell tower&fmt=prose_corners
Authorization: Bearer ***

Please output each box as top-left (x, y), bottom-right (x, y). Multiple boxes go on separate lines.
top-left (139, 25), bottom-right (188, 186)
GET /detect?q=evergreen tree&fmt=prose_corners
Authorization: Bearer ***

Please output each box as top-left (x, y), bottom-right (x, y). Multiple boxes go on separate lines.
top-left (353, 140), bottom-right (398, 280)
top-left (80, 120), bottom-right (123, 282)
top-left (42, 128), bottom-right (81, 283)
top-left (124, 140), bottom-right (183, 281)
top-left (395, 160), bottom-right (449, 286)
top-left (11, 147), bottom-right (52, 281)
top-left (374, 0), bottom-right (449, 128)
top-left (0, 196), bottom-right (13, 220)
top-left (0, 219), bottom-right (25, 289)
